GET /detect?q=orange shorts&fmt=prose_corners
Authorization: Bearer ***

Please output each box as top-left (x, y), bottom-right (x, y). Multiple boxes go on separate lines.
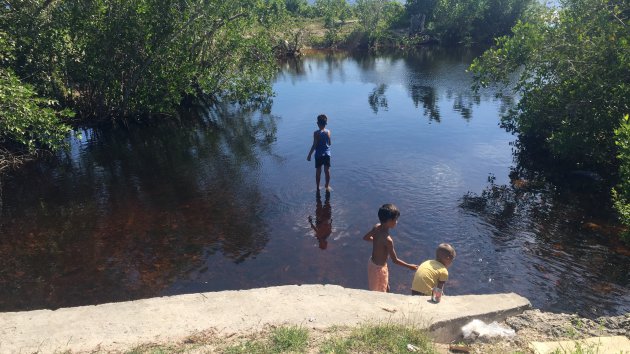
top-left (367, 258), bottom-right (388, 292)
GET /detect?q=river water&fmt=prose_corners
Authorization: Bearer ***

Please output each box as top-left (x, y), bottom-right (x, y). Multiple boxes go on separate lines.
top-left (1, 48), bottom-right (628, 316)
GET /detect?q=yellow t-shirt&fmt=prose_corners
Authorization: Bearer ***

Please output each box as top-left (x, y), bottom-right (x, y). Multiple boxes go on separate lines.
top-left (411, 260), bottom-right (448, 295)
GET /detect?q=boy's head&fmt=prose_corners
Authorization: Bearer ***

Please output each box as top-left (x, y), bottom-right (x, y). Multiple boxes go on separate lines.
top-left (317, 114), bottom-right (328, 128)
top-left (436, 243), bottom-right (456, 267)
top-left (378, 203), bottom-right (400, 227)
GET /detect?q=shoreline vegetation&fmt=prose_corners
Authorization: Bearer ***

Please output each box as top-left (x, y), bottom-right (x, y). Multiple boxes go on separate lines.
top-left (2, 0), bottom-right (628, 239)
top-left (124, 309), bottom-right (630, 353)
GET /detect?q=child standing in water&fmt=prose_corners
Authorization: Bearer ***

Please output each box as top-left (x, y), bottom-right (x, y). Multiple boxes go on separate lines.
top-left (363, 204), bottom-right (418, 292)
top-left (307, 114), bottom-right (332, 192)
top-left (411, 243), bottom-right (456, 296)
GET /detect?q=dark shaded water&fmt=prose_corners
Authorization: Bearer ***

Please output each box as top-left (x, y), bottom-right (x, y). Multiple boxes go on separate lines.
top-left (1, 48), bottom-right (628, 316)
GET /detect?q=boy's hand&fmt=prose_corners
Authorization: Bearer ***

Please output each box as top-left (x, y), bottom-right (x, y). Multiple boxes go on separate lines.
top-left (409, 264), bottom-right (418, 271)
top-left (307, 155), bottom-right (311, 161)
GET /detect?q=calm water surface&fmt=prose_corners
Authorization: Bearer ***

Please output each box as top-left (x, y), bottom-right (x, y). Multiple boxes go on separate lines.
top-left (1, 48), bottom-right (629, 316)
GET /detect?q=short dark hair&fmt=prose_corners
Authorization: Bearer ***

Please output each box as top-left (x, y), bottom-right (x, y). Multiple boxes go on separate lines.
top-left (436, 243), bottom-right (456, 260)
top-left (317, 114), bottom-right (328, 126)
top-left (378, 203), bottom-right (400, 223)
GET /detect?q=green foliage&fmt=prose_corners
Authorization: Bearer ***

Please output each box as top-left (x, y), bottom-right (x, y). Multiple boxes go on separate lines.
top-left (432, 0), bottom-right (535, 44)
top-left (405, 0), bottom-right (533, 44)
top-left (0, 68), bottom-right (72, 152)
top-left (354, 0), bottom-right (405, 48)
top-left (1, 0), bottom-right (285, 120)
top-left (285, 0), bottom-right (311, 17)
top-left (0, 32), bottom-right (72, 171)
top-left (315, 0), bottom-right (352, 45)
top-left (470, 0), bottom-right (630, 231)
top-left (406, 0), bottom-right (439, 22)
top-left (613, 114), bottom-right (630, 241)
top-left (471, 0), bottom-right (629, 166)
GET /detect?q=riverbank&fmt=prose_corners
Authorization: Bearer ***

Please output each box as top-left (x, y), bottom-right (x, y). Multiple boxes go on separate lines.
top-left (0, 284), bottom-right (530, 353)
top-left (1, 285), bottom-right (628, 353)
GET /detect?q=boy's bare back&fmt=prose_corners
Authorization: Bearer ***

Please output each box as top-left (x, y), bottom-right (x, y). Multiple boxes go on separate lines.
top-left (366, 224), bottom-right (392, 266)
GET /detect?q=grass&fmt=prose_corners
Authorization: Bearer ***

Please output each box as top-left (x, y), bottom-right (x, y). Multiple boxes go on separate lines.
top-left (319, 323), bottom-right (437, 354)
top-left (550, 341), bottom-right (602, 354)
top-left (223, 326), bottom-right (309, 354)
top-left (124, 323), bottom-right (437, 353)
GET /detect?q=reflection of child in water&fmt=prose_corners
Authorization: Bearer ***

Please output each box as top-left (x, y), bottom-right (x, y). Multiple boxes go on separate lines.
top-left (308, 190), bottom-right (332, 249)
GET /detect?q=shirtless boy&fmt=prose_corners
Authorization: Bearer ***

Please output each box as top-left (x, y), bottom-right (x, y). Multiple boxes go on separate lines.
top-left (363, 204), bottom-right (418, 292)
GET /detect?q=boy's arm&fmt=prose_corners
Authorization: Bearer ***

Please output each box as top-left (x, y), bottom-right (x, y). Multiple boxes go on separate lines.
top-left (436, 269), bottom-right (448, 291)
top-left (307, 131), bottom-right (318, 161)
top-left (387, 237), bottom-right (418, 271)
top-left (362, 223), bottom-right (380, 241)
top-left (327, 130), bottom-right (332, 145)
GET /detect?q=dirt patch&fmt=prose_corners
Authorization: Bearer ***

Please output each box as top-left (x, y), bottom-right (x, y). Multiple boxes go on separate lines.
top-left (438, 309), bottom-right (630, 353)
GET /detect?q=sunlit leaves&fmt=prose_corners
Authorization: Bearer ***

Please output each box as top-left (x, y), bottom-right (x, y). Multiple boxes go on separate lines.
top-left (613, 114), bottom-right (630, 240)
top-left (2, 0), bottom-right (285, 119)
top-left (0, 66), bottom-right (73, 170)
top-left (355, 0), bottom-right (404, 47)
top-left (407, 0), bottom-right (535, 44)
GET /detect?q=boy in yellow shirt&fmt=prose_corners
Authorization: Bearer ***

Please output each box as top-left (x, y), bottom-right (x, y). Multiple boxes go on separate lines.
top-left (411, 243), bottom-right (456, 296)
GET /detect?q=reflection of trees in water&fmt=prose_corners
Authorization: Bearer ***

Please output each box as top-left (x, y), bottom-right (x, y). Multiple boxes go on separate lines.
top-left (460, 173), bottom-right (553, 231)
top-left (368, 84), bottom-right (388, 113)
top-left (410, 84), bottom-right (440, 122)
top-left (448, 90), bottom-right (481, 121)
top-left (277, 49), bottom-right (516, 123)
top-left (0, 103), bottom-right (277, 311)
top-left (460, 161), bottom-right (630, 316)
top-left (278, 57), bottom-right (308, 80)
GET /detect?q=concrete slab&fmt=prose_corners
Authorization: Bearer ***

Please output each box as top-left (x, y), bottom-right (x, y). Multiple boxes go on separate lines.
top-left (0, 284), bottom-right (530, 353)
top-left (530, 336), bottom-right (630, 354)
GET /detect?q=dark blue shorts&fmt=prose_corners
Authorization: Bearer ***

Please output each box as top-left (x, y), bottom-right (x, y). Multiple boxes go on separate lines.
top-left (315, 155), bottom-right (331, 168)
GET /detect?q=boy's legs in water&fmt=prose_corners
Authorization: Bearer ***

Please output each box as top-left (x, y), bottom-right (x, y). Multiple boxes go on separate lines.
top-left (324, 165), bottom-right (330, 190)
top-left (315, 166), bottom-right (322, 190)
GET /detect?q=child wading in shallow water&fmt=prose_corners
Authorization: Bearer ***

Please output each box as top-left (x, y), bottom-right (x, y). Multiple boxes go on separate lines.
top-left (363, 204), bottom-right (417, 292)
top-left (307, 114), bottom-right (332, 192)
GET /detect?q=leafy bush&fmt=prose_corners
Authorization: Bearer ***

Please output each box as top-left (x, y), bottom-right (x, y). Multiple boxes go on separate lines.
top-left (470, 0), bottom-right (630, 233)
top-left (0, 31), bottom-right (72, 171)
top-left (2, 0), bottom-right (285, 120)
top-left (432, 0), bottom-right (535, 44)
top-left (355, 0), bottom-right (405, 48)
top-left (613, 114), bottom-right (630, 240)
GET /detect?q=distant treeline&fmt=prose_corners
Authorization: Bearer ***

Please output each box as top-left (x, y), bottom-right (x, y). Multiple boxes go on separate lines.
top-left (286, 0), bottom-right (536, 48)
